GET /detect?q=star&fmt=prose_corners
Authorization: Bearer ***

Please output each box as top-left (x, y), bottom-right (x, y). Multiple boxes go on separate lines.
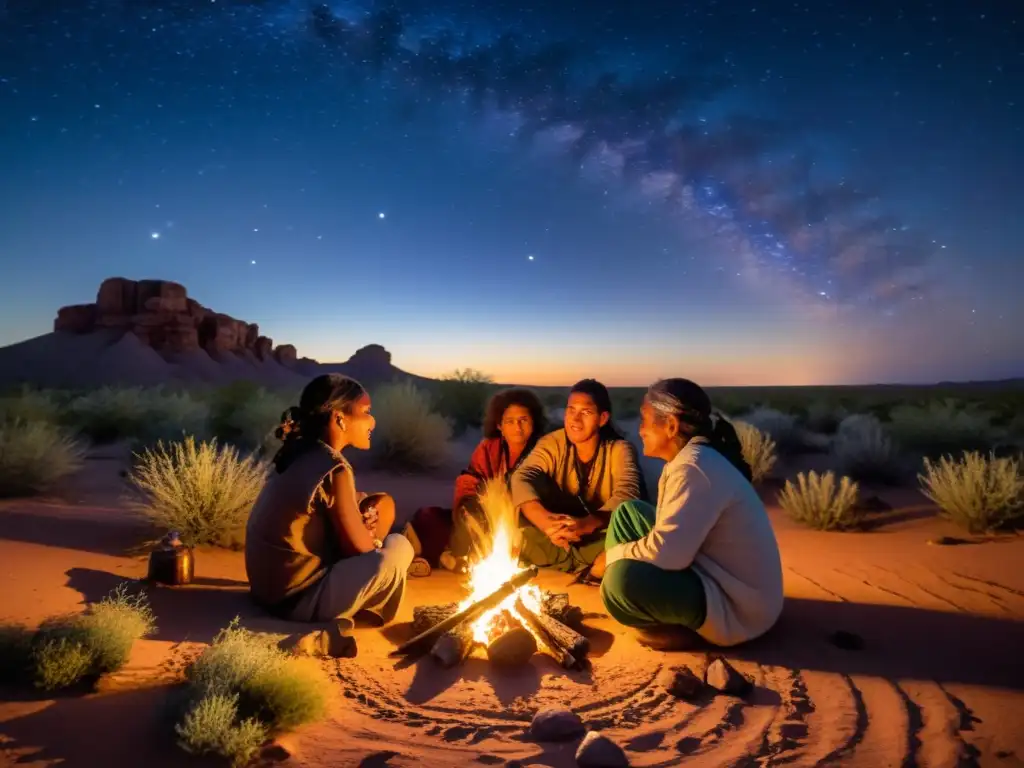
top-left (250, 260), bottom-right (256, 265)
top-left (378, 212), bottom-right (386, 219)
top-left (150, 232), bottom-right (160, 239)
top-left (527, 254), bottom-right (535, 261)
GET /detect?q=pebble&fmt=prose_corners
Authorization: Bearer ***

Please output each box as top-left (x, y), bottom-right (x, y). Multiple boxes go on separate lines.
top-left (528, 707), bottom-right (585, 742)
top-left (704, 657), bottom-right (753, 697)
top-left (575, 731), bottom-right (629, 767)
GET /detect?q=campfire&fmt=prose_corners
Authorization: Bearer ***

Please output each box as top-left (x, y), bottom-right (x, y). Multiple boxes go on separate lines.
top-left (392, 479), bottom-right (589, 669)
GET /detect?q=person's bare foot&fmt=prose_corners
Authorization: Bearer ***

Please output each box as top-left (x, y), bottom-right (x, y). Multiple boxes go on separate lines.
top-left (635, 625), bottom-right (703, 651)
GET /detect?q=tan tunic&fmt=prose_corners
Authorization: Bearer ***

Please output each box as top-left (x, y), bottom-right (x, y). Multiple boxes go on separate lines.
top-left (245, 443), bottom-right (347, 611)
top-left (510, 428), bottom-right (643, 517)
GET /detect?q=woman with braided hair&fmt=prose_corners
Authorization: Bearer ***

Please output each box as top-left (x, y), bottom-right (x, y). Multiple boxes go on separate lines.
top-left (245, 374), bottom-right (415, 628)
top-left (591, 378), bottom-right (784, 649)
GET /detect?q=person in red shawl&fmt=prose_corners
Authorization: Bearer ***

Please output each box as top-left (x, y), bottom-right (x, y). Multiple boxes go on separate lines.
top-left (408, 388), bottom-right (548, 572)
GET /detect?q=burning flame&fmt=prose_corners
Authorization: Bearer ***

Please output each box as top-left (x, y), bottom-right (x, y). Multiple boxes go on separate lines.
top-left (457, 478), bottom-right (543, 645)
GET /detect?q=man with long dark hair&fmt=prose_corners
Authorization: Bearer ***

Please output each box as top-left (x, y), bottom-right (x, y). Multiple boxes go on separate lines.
top-left (510, 379), bottom-right (646, 572)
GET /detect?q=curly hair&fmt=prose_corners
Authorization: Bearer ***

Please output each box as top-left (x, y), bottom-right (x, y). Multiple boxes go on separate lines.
top-left (482, 387), bottom-right (548, 439)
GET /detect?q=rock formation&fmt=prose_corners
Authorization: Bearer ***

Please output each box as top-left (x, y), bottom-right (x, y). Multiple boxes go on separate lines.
top-left (54, 277), bottom-right (297, 365)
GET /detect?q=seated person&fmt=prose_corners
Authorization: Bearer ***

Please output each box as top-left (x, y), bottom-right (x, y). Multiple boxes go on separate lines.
top-left (592, 378), bottom-right (784, 649)
top-left (442, 387), bottom-right (547, 570)
top-left (510, 379), bottom-right (646, 573)
top-left (245, 374), bottom-right (414, 627)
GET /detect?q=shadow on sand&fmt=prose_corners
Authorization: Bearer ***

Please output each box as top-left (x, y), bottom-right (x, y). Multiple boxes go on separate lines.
top-left (64, 566), bottom-right (1024, 693)
top-left (0, 505), bottom-right (155, 558)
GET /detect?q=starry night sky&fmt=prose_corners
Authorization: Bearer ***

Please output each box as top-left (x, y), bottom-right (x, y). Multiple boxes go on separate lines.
top-left (0, 0), bottom-right (1021, 386)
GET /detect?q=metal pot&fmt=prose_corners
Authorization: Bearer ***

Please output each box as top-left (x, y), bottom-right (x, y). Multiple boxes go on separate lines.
top-left (147, 531), bottom-right (195, 586)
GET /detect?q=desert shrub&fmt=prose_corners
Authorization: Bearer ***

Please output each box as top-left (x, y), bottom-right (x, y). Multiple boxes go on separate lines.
top-left (779, 470), bottom-right (862, 531)
top-left (610, 389), bottom-right (644, 420)
top-left (732, 420), bottom-right (778, 485)
top-left (0, 584), bottom-right (154, 691)
top-left (0, 420), bottom-right (87, 497)
top-left (127, 437), bottom-right (267, 548)
top-left (0, 387), bottom-right (63, 425)
top-left (370, 380), bottom-right (451, 471)
top-left (207, 381), bottom-right (291, 454)
top-left (66, 387), bottom-right (209, 444)
top-left (176, 619), bottom-right (329, 766)
top-left (431, 369), bottom-right (494, 435)
top-left (804, 400), bottom-right (847, 434)
top-left (740, 407), bottom-right (804, 453)
top-left (919, 451), bottom-right (1024, 534)
top-left (886, 400), bottom-right (999, 458)
top-left (832, 413), bottom-right (901, 484)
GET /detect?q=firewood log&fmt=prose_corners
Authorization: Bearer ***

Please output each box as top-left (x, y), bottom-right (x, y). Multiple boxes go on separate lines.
top-left (515, 597), bottom-right (578, 669)
top-left (541, 592), bottom-right (584, 629)
top-left (391, 565), bottom-right (539, 658)
top-left (411, 603), bottom-right (458, 635)
top-left (430, 622), bottom-right (475, 668)
top-left (520, 601), bottom-right (589, 660)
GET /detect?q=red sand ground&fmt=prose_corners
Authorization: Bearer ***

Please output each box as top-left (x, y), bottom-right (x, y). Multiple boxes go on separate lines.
top-left (1, 455), bottom-right (1023, 768)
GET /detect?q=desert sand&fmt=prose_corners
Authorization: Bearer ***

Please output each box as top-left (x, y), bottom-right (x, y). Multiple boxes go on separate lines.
top-left (1, 449), bottom-right (1023, 768)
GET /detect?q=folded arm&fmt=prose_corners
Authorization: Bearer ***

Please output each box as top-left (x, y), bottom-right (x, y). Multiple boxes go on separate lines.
top-left (510, 434), bottom-right (559, 528)
top-left (327, 467), bottom-right (378, 557)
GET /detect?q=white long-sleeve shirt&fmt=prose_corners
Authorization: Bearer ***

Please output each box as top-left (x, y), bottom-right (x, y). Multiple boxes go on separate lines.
top-left (604, 439), bottom-right (784, 647)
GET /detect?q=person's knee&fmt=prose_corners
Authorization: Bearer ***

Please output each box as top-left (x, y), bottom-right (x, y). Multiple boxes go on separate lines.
top-left (600, 560), bottom-right (650, 627)
top-left (382, 532), bottom-right (415, 569)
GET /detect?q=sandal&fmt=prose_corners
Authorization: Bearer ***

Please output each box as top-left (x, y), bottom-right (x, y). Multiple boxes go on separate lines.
top-left (408, 556), bottom-right (432, 578)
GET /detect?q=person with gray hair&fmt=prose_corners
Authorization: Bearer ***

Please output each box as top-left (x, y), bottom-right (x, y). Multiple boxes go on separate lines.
top-left (591, 378), bottom-right (784, 649)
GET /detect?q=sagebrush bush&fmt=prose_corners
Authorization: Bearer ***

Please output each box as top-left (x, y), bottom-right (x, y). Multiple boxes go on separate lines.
top-left (0, 387), bottom-right (63, 425)
top-left (779, 470), bottom-right (862, 531)
top-left (732, 420), bottom-right (778, 485)
top-left (740, 407), bottom-right (804, 453)
top-left (206, 381), bottom-right (291, 453)
top-left (127, 437), bottom-right (267, 548)
top-left (0, 420), bottom-right (87, 497)
top-left (887, 400), bottom-right (999, 458)
top-left (432, 369), bottom-right (493, 435)
top-left (177, 619), bottom-right (329, 766)
top-left (0, 584), bottom-right (154, 691)
top-left (832, 413), bottom-right (901, 484)
top-left (805, 400), bottom-right (847, 434)
top-left (370, 380), bottom-right (451, 471)
top-left (919, 451), bottom-right (1024, 534)
top-left (67, 387), bottom-right (209, 444)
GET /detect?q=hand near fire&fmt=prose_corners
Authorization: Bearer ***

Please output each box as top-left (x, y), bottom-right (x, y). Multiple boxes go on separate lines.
top-left (543, 514), bottom-right (580, 551)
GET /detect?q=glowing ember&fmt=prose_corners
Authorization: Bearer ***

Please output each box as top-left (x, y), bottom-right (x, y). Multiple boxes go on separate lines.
top-left (457, 478), bottom-right (543, 646)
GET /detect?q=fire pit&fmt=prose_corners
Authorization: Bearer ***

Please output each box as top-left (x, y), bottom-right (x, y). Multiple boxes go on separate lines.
top-left (391, 480), bottom-right (590, 669)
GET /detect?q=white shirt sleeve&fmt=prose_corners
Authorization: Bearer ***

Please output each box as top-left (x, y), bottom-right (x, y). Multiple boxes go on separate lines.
top-left (605, 462), bottom-right (723, 571)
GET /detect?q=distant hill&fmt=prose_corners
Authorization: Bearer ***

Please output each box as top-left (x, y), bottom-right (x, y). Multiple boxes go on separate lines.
top-left (0, 277), bottom-right (430, 391)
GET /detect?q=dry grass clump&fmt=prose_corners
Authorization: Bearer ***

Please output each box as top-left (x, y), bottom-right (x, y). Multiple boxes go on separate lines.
top-left (0, 584), bottom-right (155, 691)
top-left (369, 380), bottom-right (452, 471)
top-left (779, 470), bottom-right (862, 531)
top-left (67, 387), bottom-right (209, 444)
top-left (127, 437), bottom-right (267, 548)
top-left (176, 619), bottom-right (329, 767)
top-left (832, 413), bottom-right (902, 484)
top-left (0, 420), bottom-right (87, 498)
top-left (919, 451), bottom-right (1024, 534)
top-left (886, 400), bottom-right (999, 458)
top-left (731, 420), bottom-right (778, 485)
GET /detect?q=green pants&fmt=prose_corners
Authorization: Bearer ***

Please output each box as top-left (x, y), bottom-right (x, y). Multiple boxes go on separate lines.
top-left (600, 500), bottom-right (707, 630)
top-left (518, 522), bottom-right (606, 573)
